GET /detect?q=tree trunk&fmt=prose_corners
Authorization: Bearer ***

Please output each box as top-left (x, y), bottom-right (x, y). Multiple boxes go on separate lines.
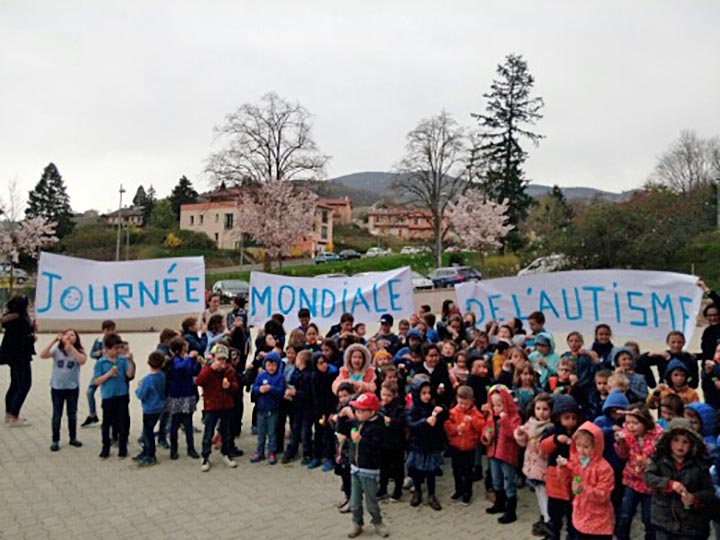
top-left (263, 255), bottom-right (271, 272)
top-left (278, 255), bottom-right (284, 273)
top-left (434, 217), bottom-right (443, 268)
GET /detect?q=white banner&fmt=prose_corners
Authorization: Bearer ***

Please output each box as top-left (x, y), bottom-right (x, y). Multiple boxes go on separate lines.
top-left (35, 252), bottom-right (205, 319)
top-left (249, 267), bottom-right (416, 328)
top-left (455, 270), bottom-right (703, 342)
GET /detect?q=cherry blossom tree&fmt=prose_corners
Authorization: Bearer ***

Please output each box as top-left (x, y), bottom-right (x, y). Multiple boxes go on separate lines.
top-left (1, 181), bottom-right (58, 289)
top-left (447, 188), bottom-right (513, 251)
top-left (235, 180), bottom-right (317, 270)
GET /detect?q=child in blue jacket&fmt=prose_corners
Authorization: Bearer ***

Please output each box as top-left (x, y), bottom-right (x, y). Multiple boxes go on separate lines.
top-left (250, 352), bottom-right (286, 464)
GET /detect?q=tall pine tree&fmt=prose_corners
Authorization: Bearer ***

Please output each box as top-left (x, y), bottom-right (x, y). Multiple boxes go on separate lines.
top-left (142, 185), bottom-right (157, 224)
top-left (169, 175), bottom-right (198, 220)
top-left (25, 163), bottom-right (74, 238)
top-left (132, 185), bottom-right (147, 207)
top-left (472, 54), bottom-right (544, 238)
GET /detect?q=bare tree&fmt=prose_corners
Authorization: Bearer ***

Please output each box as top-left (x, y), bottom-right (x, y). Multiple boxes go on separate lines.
top-left (392, 110), bottom-right (468, 267)
top-left (648, 130), bottom-right (720, 194)
top-left (206, 92), bottom-right (329, 185)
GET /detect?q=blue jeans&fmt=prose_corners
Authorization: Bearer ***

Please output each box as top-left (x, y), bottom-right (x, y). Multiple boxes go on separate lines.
top-left (51, 388), bottom-right (79, 442)
top-left (617, 487), bottom-right (654, 540)
top-left (86, 382), bottom-right (98, 416)
top-left (490, 458), bottom-right (517, 498)
top-left (256, 409), bottom-right (278, 456)
top-left (141, 413), bottom-right (161, 459)
top-left (351, 471), bottom-right (382, 526)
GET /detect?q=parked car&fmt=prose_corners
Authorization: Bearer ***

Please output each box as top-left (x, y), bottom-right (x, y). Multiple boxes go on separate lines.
top-left (364, 247), bottom-right (390, 258)
top-left (411, 271), bottom-right (434, 290)
top-left (314, 273), bottom-right (349, 279)
top-left (315, 252), bottom-right (341, 264)
top-left (212, 279), bottom-right (249, 302)
top-left (0, 263), bottom-right (29, 284)
top-left (517, 254), bottom-right (571, 276)
top-left (400, 246), bottom-right (421, 255)
top-left (427, 266), bottom-right (482, 288)
top-left (339, 249), bottom-right (362, 260)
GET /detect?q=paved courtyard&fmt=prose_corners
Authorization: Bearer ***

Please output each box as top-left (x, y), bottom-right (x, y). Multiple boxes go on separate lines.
top-left (0, 332), bottom-right (671, 539)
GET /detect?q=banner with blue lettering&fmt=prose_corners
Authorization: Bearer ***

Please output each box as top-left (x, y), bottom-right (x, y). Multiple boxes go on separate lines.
top-left (455, 270), bottom-right (703, 342)
top-left (249, 267), bottom-right (415, 329)
top-left (35, 252), bottom-right (205, 319)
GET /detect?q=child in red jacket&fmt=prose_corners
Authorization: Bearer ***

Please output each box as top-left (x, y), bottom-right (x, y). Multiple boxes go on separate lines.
top-left (613, 404), bottom-right (663, 540)
top-left (196, 344), bottom-right (240, 472)
top-left (540, 394), bottom-right (580, 540)
top-left (557, 422), bottom-right (615, 540)
top-left (444, 385), bottom-right (486, 505)
top-left (481, 384), bottom-right (521, 524)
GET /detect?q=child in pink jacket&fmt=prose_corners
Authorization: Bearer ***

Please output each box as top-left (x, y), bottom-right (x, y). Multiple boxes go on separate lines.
top-left (514, 393), bottom-right (554, 537)
top-left (613, 404), bottom-right (663, 540)
top-left (557, 421), bottom-right (615, 540)
top-left (482, 384), bottom-right (522, 524)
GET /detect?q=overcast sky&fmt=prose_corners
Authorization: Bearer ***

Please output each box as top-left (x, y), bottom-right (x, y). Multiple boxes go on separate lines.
top-left (1, 1), bottom-right (719, 213)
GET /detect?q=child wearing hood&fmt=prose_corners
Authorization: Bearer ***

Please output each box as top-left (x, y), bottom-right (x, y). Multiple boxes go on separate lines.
top-left (540, 394), bottom-right (581, 540)
top-left (514, 393), bottom-right (554, 537)
top-left (644, 418), bottom-right (713, 540)
top-left (405, 375), bottom-right (448, 511)
top-left (444, 385), bottom-right (486, 505)
top-left (556, 422), bottom-right (615, 540)
top-left (466, 353), bottom-right (495, 484)
top-left (377, 381), bottom-right (406, 502)
top-left (250, 352), bottom-right (286, 465)
top-left (594, 390), bottom-right (630, 516)
top-left (684, 403), bottom-right (717, 453)
top-left (613, 404), bottom-right (664, 540)
top-left (529, 332), bottom-right (560, 388)
top-left (612, 347), bottom-right (649, 403)
top-left (310, 351), bottom-right (339, 471)
top-left (482, 384), bottom-right (522, 524)
top-left (647, 359), bottom-right (699, 408)
top-left (332, 344), bottom-right (376, 396)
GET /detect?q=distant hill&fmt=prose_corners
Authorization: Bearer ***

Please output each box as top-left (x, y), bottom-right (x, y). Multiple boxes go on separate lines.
top-left (307, 171), bottom-right (633, 206)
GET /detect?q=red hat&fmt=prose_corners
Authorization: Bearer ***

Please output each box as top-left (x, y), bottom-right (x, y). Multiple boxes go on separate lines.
top-left (350, 392), bottom-right (380, 412)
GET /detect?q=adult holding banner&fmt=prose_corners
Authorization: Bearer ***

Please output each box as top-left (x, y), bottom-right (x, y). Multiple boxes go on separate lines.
top-left (0, 295), bottom-right (37, 427)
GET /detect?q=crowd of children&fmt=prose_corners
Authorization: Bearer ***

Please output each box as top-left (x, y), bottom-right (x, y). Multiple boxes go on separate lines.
top-left (24, 288), bottom-right (720, 539)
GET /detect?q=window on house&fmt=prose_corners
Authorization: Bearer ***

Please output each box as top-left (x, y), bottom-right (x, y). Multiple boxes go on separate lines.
top-left (215, 214), bottom-right (219, 223)
top-left (214, 233), bottom-right (219, 244)
top-left (321, 226), bottom-right (328, 240)
top-left (322, 211), bottom-right (329, 224)
top-left (190, 215), bottom-right (195, 225)
top-left (224, 213), bottom-right (234, 230)
top-left (199, 215), bottom-right (204, 225)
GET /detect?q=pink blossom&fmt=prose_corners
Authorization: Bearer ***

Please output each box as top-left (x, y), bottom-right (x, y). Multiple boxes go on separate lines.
top-left (447, 189), bottom-right (513, 250)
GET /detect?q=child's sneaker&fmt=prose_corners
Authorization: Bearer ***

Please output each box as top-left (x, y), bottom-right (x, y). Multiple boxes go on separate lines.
top-left (68, 439), bottom-right (82, 448)
top-left (81, 415), bottom-right (98, 427)
top-left (50, 442), bottom-right (60, 452)
top-left (450, 492), bottom-right (462, 501)
top-left (461, 494), bottom-right (472, 506)
top-left (138, 456), bottom-right (158, 467)
top-left (222, 454), bottom-right (238, 468)
top-left (374, 522), bottom-right (389, 538)
top-left (338, 500), bottom-right (351, 513)
top-left (200, 458), bottom-right (211, 472)
top-left (267, 454), bottom-right (277, 465)
top-left (321, 459), bottom-right (333, 472)
top-left (348, 522), bottom-right (363, 538)
top-left (301, 456), bottom-right (312, 466)
top-left (250, 453), bottom-right (265, 463)
top-left (307, 458), bottom-right (321, 469)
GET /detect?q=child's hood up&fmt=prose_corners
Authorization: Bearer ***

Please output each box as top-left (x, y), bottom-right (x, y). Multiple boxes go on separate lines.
top-left (602, 390), bottom-right (629, 418)
top-left (342, 343), bottom-right (371, 372)
top-left (572, 421), bottom-right (605, 460)
top-left (655, 418), bottom-right (707, 460)
top-left (535, 331), bottom-right (555, 354)
top-left (488, 384), bottom-right (519, 418)
top-left (686, 402), bottom-right (716, 438)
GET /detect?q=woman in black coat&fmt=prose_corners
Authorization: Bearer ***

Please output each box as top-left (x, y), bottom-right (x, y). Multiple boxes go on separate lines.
top-left (1, 295), bottom-right (37, 427)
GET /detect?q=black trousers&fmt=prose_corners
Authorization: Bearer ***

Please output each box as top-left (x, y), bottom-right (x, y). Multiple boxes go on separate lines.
top-left (5, 362), bottom-right (32, 417)
top-left (451, 448), bottom-right (475, 498)
top-left (101, 395), bottom-right (130, 450)
top-left (380, 448), bottom-right (405, 495)
top-left (548, 496), bottom-right (576, 540)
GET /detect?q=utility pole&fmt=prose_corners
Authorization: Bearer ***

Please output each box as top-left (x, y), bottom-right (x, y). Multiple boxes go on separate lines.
top-left (716, 177), bottom-right (720, 229)
top-left (115, 184), bottom-right (125, 261)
